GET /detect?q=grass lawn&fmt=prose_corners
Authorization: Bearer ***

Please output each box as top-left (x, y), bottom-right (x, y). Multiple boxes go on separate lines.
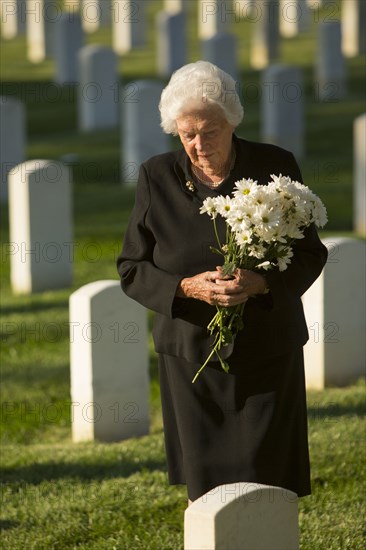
top-left (1, 0), bottom-right (365, 548)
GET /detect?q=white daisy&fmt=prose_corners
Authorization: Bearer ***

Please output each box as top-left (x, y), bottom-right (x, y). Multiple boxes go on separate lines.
top-left (200, 197), bottom-right (219, 219)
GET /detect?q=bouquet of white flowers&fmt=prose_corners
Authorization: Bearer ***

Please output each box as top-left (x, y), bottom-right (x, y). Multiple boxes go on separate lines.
top-left (192, 174), bottom-right (328, 383)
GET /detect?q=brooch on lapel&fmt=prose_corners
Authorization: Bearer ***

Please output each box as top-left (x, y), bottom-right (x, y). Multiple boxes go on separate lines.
top-left (185, 180), bottom-right (196, 193)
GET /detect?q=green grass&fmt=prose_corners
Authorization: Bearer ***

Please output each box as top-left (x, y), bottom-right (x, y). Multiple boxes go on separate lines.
top-left (0, 382), bottom-right (364, 549)
top-left (1, 0), bottom-right (366, 548)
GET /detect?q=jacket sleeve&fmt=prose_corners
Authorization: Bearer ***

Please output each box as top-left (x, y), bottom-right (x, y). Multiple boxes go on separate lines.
top-left (116, 164), bottom-right (182, 317)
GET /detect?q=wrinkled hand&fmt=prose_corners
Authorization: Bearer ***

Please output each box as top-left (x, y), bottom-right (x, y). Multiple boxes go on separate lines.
top-left (215, 267), bottom-right (268, 301)
top-left (176, 267), bottom-right (267, 307)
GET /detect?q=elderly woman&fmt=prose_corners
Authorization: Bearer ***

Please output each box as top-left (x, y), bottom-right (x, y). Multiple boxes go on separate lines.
top-left (117, 61), bottom-right (327, 504)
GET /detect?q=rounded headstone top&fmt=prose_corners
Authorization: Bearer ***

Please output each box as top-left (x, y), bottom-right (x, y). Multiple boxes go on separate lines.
top-left (8, 159), bottom-right (70, 177)
top-left (70, 280), bottom-right (121, 300)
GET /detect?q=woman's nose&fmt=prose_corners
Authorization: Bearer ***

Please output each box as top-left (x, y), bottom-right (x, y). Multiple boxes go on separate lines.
top-left (195, 135), bottom-right (204, 151)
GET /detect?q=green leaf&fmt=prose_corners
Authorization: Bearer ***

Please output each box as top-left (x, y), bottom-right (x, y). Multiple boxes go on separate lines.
top-left (209, 246), bottom-right (224, 256)
top-left (220, 326), bottom-right (233, 344)
top-left (222, 262), bottom-right (236, 277)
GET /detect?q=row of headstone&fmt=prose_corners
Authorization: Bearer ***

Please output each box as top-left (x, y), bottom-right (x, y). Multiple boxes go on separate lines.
top-left (185, 0), bottom-right (364, 64)
top-left (1, 0), bottom-right (364, 93)
top-left (157, 7), bottom-right (348, 101)
top-left (0, 0), bottom-right (336, 44)
top-left (3, 0), bottom-right (365, 64)
top-left (50, 2), bottom-right (358, 111)
top-left (251, 18), bottom-right (347, 104)
top-left (1, 85), bottom-right (364, 201)
top-left (4, 111), bottom-right (365, 292)
top-left (3, 0), bottom-right (366, 56)
top-left (65, 0), bottom-right (146, 52)
top-left (0, 69), bottom-right (364, 198)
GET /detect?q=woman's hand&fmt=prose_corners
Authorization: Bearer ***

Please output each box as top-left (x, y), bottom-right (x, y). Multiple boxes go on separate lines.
top-left (215, 267), bottom-right (268, 300)
top-left (176, 268), bottom-right (268, 307)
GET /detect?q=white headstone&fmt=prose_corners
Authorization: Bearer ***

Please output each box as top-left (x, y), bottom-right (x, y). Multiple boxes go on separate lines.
top-left (261, 64), bottom-right (304, 160)
top-left (0, 96), bottom-right (26, 203)
top-left (185, 482), bottom-right (299, 550)
top-left (122, 80), bottom-right (169, 184)
top-left (202, 32), bottom-right (238, 83)
top-left (64, 0), bottom-right (79, 9)
top-left (315, 21), bottom-right (346, 101)
top-left (164, 0), bottom-right (184, 13)
top-left (235, 0), bottom-right (255, 18)
top-left (0, 0), bottom-right (26, 39)
top-left (112, 0), bottom-right (146, 55)
top-left (8, 160), bottom-right (73, 294)
top-left (156, 10), bottom-right (186, 77)
top-left (198, 0), bottom-right (231, 40)
top-left (69, 280), bottom-right (150, 443)
top-left (78, 45), bottom-right (119, 131)
top-left (303, 237), bottom-right (366, 389)
top-left (280, 0), bottom-right (310, 38)
top-left (353, 114), bottom-right (366, 236)
top-left (250, 0), bottom-right (280, 69)
top-left (54, 13), bottom-right (83, 85)
top-left (341, 0), bottom-right (366, 58)
top-left (81, 0), bottom-right (110, 34)
top-left (306, 0), bottom-right (321, 6)
top-left (26, 0), bottom-right (57, 63)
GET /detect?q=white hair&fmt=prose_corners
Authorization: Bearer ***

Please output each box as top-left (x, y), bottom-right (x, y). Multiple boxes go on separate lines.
top-left (159, 61), bottom-right (244, 135)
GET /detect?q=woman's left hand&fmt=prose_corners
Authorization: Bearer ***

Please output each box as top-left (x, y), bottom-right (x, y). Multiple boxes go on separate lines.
top-left (215, 267), bottom-right (268, 303)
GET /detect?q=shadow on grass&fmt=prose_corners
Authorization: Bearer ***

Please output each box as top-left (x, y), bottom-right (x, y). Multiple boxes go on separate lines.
top-left (0, 455), bottom-right (167, 485)
top-left (307, 400), bottom-right (365, 421)
top-left (0, 520), bottom-right (21, 531)
top-left (0, 299), bottom-right (69, 316)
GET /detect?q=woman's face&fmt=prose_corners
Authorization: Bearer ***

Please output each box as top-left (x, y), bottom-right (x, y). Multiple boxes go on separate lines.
top-left (176, 107), bottom-right (234, 175)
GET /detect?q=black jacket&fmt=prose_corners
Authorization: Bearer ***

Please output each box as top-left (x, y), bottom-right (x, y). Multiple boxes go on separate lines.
top-left (117, 136), bottom-right (328, 365)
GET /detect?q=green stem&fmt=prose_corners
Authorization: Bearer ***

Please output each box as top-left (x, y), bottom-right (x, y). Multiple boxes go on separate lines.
top-left (213, 217), bottom-right (222, 250)
top-left (207, 308), bottom-right (220, 332)
top-left (191, 339), bottom-right (220, 383)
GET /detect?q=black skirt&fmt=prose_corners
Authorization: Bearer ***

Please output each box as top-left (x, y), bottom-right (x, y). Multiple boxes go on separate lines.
top-left (158, 348), bottom-right (311, 502)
